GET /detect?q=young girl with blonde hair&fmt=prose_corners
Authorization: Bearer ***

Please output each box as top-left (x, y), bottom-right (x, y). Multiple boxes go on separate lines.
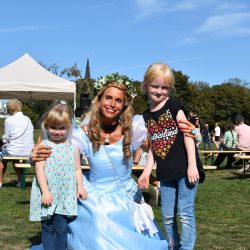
top-left (139, 63), bottom-right (204, 250)
top-left (30, 104), bottom-right (87, 250)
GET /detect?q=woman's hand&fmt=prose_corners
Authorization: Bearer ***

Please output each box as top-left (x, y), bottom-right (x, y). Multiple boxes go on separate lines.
top-left (178, 120), bottom-right (196, 139)
top-left (41, 191), bottom-right (53, 206)
top-left (31, 136), bottom-right (52, 162)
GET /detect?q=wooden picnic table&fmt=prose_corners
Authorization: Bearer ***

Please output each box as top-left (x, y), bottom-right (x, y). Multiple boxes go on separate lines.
top-left (2, 156), bottom-right (31, 190)
top-left (200, 150), bottom-right (250, 169)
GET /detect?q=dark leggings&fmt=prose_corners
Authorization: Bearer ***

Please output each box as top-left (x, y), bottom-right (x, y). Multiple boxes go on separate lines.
top-left (41, 214), bottom-right (70, 250)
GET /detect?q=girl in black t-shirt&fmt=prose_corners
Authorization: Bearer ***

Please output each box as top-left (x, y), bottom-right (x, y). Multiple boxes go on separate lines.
top-left (138, 63), bottom-right (200, 250)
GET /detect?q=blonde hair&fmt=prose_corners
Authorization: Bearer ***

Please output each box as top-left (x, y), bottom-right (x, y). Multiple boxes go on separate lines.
top-left (143, 63), bottom-right (175, 91)
top-left (42, 103), bottom-right (73, 132)
top-left (7, 99), bottom-right (22, 115)
top-left (88, 81), bottom-right (133, 159)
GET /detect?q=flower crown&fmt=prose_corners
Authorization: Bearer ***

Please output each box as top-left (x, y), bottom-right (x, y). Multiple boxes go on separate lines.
top-left (93, 73), bottom-right (137, 98)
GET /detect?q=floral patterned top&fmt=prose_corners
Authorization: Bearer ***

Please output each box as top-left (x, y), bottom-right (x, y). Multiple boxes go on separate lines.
top-left (30, 140), bottom-right (77, 221)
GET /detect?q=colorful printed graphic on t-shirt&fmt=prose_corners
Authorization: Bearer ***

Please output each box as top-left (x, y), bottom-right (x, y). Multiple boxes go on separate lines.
top-left (146, 110), bottom-right (178, 159)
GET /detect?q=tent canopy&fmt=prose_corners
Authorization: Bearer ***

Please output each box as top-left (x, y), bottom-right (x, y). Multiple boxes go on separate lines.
top-left (0, 54), bottom-right (76, 105)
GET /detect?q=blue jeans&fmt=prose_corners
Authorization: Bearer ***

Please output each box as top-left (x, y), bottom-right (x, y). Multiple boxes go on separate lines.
top-left (41, 214), bottom-right (70, 250)
top-left (203, 140), bottom-right (212, 150)
top-left (160, 176), bottom-right (198, 250)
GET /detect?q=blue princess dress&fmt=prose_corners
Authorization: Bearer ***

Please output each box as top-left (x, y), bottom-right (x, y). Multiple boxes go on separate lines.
top-left (68, 116), bottom-right (168, 250)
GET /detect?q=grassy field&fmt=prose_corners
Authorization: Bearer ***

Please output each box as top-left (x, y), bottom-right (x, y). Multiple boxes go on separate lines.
top-left (0, 128), bottom-right (250, 249)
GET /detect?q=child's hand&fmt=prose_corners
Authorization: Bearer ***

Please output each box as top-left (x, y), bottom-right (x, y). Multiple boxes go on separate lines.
top-left (138, 173), bottom-right (150, 189)
top-left (77, 187), bottom-right (87, 200)
top-left (42, 191), bottom-right (53, 206)
top-left (187, 165), bottom-right (200, 185)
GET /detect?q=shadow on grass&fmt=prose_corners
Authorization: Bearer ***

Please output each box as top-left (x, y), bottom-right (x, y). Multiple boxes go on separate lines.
top-left (16, 200), bottom-right (30, 205)
top-left (2, 180), bottom-right (18, 187)
top-left (29, 232), bottom-right (41, 248)
top-left (222, 172), bottom-right (250, 180)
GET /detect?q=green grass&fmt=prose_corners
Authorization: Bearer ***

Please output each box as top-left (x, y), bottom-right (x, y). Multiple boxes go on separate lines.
top-left (0, 130), bottom-right (250, 249)
top-left (1, 165), bottom-right (249, 249)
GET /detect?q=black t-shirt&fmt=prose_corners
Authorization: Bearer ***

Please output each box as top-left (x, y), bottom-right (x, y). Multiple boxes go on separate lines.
top-left (143, 98), bottom-right (188, 182)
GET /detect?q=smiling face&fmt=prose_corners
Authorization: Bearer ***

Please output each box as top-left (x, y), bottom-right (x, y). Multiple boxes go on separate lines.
top-left (147, 75), bottom-right (170, 107)
top-left (98, 86), bottom-right (125, 124)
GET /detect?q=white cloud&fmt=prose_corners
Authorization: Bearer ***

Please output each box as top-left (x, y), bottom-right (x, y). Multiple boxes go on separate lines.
top-left (134, 0), bottom-right (167, 20)
top-left (215, 2), bottom-right (247, 12)
top-left (0, 25), bottom-right (64, 34)
top-left (168, 56), bottom-right (202, 64)
top-left (133, 0), bottom-right (214, 21)
top-left (197, 12), bottom-right (250, 33)
top-left (173, 0), bottom-right (200, 11)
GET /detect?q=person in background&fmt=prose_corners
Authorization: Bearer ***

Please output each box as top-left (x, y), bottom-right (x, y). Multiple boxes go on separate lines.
top-left (0, 99), bottom-right (34, 188)
top-left (74, 107), bottom-right (84, 127)
top-left (189, 111), bottom-right (200, 128)
top-left (214, 122), bottom-right (221, 150)
top-left (234, 115), bottom-right (250, 173)
top-left (189, 112), bottom-right (201, 148)
top-left (30, 104), bottom-right (87, 250)
top-left (213, 122), bottom-right (237, 168)
top-left (202, 124), bottom-right (212, 150)
top-left (138, 63), bottom-right (204, 250)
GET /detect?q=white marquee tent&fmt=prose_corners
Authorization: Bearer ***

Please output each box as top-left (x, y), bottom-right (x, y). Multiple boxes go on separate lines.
top-left (0, 53), bottom-right (76, 107)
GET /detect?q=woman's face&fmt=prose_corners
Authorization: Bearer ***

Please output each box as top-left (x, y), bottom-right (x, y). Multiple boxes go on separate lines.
top-left (99, 86), bottom-right (125, 124)
top-left (147, 75), bottom-right (170, 106)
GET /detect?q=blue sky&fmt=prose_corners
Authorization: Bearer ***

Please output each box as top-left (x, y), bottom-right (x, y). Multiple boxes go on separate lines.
top-left (0, 0), bottom-right (249, 85)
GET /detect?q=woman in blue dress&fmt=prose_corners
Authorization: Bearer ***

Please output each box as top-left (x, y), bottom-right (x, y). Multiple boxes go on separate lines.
top-left (31, 74), bottom-right (195, 250)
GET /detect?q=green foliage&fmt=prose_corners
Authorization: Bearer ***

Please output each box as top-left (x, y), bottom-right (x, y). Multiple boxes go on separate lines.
top-left (22, 100), bottom-right (54, 128)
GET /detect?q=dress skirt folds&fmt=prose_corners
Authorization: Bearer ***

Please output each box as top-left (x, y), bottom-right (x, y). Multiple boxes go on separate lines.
top-left (67, 172), bottom-right (168, 250)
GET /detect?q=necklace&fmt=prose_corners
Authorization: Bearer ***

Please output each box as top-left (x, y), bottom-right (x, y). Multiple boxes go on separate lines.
top-left (101, 122), bottom-right (118, 133)
top-left (101, 123), bottom-right (119, 145)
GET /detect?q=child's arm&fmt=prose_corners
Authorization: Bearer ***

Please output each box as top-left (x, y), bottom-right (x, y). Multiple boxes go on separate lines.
top-left (74, 148), bottom-right (87, 200)
top-left (133, 148), bottom-right (143, 165)
top-left (35, 160), bottom-right (53, 206)
top-left (177, 110), bottom-right (199, 185)
top-left (138, 142), bottom-right (154, 189)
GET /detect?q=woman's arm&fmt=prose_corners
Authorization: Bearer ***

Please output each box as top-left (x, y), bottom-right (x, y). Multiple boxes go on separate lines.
top-left (2, 119), bottom-right (10, 142)
top-left (31, 136), bottom-right (52, 162)
top-left (178, 119), bottom-right (196, 139)
top-left (74, 148), bottom-right (87, 200)
top-left (177, 110), bottom-right (199, 185)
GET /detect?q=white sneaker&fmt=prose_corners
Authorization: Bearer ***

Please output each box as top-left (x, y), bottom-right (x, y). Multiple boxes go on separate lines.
top-left (238, 164), bottom-right (250, 173)
top-left (0, 182), bottom-right (2, 188)
top-left (16, 182), bottom-right (21, 188)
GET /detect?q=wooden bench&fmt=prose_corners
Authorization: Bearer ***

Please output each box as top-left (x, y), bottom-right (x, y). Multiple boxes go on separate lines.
top-left (200, 150), bottom-right (250, 168)
top-left (234, 154), bottom-right (250, 176)
top-left (2, 156), bottom-right (30, 190)
top-left (81, 164), bottom-right (157, 170)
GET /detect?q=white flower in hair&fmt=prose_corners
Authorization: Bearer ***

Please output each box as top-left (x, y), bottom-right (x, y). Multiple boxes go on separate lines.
top-left (93, 72), bottom-right (137, 98)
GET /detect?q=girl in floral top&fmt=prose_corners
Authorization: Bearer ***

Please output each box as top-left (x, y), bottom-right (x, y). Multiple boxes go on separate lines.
top-left (30, 104), bottom-right (87, 250)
